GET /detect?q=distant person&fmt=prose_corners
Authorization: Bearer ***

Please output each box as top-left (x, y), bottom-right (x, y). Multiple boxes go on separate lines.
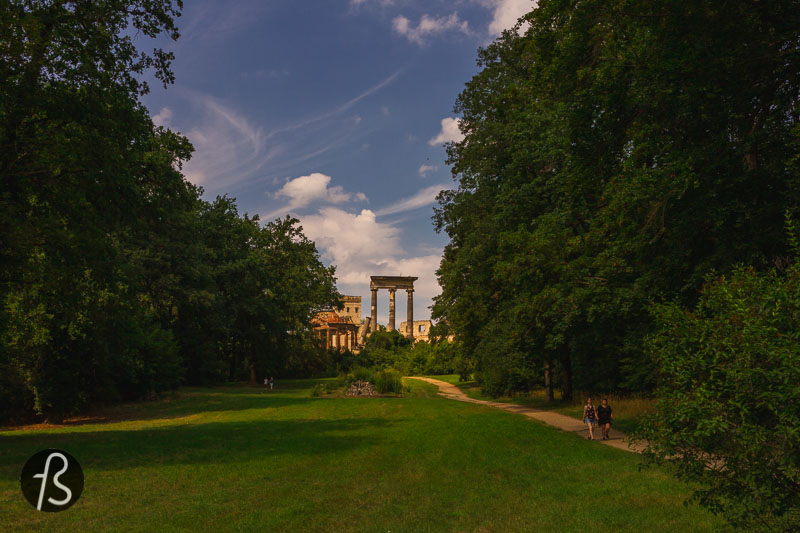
top-left (264, 377), bottom-right (268, 392)
top-left (269, 377), bottom-right (274, 391)
top-left (597, 398), bottom-right (613, 440)
top-left (583, 397), bottom-right (597, 440)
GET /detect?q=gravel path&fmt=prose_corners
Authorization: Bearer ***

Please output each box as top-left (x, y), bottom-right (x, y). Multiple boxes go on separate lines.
top-left (407, 377), bottom-right (646, 453)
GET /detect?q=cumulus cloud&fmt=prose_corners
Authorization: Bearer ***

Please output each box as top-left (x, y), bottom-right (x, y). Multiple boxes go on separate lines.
top-left (152, 107), bottom-right (173, 128)
top-left (392, 13), bottom-right (470, 45)
top-left (418, 164), bottom-right (439, 176)
top-left (265, 173), bottom-right (367, 219)
top-left (299, 207), bottom-right (442, 322)
top-left (428, 117), bottom-right (465, 146)
top-left (487, 0), bottom-right (535, 36)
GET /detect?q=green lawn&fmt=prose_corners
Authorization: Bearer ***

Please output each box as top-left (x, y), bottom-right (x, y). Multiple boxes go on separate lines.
top-left (427, 374), bottom-right (652, 436)
top-left (0, 379), bottom-right (717, 532)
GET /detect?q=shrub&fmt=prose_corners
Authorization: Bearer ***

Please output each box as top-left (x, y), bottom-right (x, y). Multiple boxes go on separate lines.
top-left (374, 369), bottom-right (403, 394)
top-left (637, 265), bottom-right (800, 531)
top-left (310, 383), bottom-right (325, 397)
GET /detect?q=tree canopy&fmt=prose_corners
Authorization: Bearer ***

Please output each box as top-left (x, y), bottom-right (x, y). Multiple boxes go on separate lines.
top-left (433, 0), bottom-right (800, 399)
top-left (0, 1), bottom-right (340, 423)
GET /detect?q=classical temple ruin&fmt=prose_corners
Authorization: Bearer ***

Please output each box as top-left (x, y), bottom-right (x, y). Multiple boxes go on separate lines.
top-left (312, 276), bottom-right (420, 351)
top-left (311, 310), bottom-right (359, 351)
top-left (370, 275), bottom-right (417, 341)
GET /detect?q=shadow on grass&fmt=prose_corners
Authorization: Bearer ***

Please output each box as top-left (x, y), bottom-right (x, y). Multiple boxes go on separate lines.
top-left (0, 415), bottom-right (396, 476)
top-left (0, 385), bottom-right (329, 432)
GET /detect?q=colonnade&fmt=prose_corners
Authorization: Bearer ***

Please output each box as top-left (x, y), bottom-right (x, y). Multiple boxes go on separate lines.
top-left (369, 276), bottom-right (418, 340)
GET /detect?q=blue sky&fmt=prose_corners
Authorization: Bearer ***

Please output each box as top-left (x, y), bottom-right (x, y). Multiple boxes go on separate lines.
top-left (142, 0), bottom-right (534, 323)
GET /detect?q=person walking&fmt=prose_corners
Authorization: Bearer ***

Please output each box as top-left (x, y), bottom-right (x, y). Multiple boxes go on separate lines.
top-left (597, 398), bottom-right (613, 440)
top-left (263, 377), bottom-right (268, 392)
top-left (269, 376), bottom-right (274, 391)
top-left (583, 397), bottom-right (597, 440)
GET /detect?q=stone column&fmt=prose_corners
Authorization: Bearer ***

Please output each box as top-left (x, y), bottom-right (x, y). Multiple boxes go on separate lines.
top-left (406, 289), bottom-right (414, 341)
top-left (371, 289), bottom-right (378, 332)
top-left (331, 332), bottom-right (338, 350)
top-left (326, 328), bottom-right (331, 349)
top-left (388, 289), bottom-right (396, 331)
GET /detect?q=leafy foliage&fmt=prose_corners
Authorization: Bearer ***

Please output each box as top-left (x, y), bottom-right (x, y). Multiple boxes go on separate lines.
top-left (637, 264), bottom-right (800, 531)
top-left (433, 0), bottom-right (800, 399)
top-left (0, 1), bottom-right (339, 423)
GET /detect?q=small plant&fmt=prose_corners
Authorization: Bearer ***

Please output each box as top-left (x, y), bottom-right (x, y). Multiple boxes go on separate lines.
top-left (310, 383), bottom-right (325, 397)
top-left (374, 369), bottom-right (403, 394)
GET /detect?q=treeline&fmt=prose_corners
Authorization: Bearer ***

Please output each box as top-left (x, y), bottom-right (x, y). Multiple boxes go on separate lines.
top-left (434, 0), bottom-right (800, 400)
top-left (0, 1), bottom-right (339, 424)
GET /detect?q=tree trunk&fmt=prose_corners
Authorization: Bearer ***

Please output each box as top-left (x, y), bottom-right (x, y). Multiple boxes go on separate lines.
top-left (544, 359), bottom-right (554, 401)
top-left (561, 353), bottom-right (573, 403)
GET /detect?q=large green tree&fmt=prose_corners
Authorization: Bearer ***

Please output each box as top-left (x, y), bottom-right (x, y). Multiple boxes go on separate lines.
top-left (0, 1), bottom-right (340, 423)
top-left (433, 0), bottom-right (800, 398)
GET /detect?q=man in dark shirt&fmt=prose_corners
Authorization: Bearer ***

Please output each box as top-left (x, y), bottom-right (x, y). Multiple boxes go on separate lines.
top-left (597, 398), bottom-right (613, 440)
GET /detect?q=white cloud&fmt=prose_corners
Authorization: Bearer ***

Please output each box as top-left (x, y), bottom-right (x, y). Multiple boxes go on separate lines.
top-left (487, 0), bottom-right (535, 36)
top-left (180, 94), bottom-right (282, 189)
top-left (174, 72), bottom-right (400, 193)
top-left (392, 13), bottom-right (470, 45)
top-left (418, 164), bottom-right (439, 177)
top-left (152, 107), bottom-right (173, 128)
top-left (350, 0), bottom-right (394, 7)
top-left (375, 184), bottom-right (447, 216)
top-left (299, 207), bottom-right (442, 322)
top-left (428, 117), bottom-right (465, 146)
top-left (264, 173), bottom-right (367, 220)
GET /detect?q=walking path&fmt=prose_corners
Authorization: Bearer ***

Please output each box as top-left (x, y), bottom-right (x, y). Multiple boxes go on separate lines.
top-left (407, 377), bottom-right (646, 453)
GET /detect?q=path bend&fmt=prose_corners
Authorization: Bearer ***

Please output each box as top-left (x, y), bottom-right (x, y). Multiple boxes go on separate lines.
top-left (407, 377), bottom-right (646, 453)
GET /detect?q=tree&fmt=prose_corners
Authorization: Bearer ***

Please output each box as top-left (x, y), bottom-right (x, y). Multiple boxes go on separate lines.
top-left (433, 0), bottom-right (800, 399)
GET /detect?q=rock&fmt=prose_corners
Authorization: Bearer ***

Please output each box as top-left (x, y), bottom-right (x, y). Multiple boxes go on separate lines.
top-left (346, 380), bottom-right (377, 397)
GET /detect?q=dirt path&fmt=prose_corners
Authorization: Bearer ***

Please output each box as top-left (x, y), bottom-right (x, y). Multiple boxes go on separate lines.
top-left (407, 377), bottom-right (646, 453)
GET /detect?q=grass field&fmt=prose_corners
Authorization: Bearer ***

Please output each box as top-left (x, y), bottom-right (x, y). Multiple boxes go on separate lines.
top-left (430, 375), bottom-right (653, 436)
top-left (0, 379), bottom-right (718, 532)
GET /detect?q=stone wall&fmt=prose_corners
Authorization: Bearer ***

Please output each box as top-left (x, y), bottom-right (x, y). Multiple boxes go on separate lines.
top-left (398, 319), bottom-right (433, 343)
top-left (337, 295), bottom-right (362, 326)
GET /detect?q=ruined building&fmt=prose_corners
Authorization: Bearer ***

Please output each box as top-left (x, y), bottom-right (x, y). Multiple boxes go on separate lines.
top-left (337, 295), bottom-right (361, 325)
top-left (311, 310), bottom-right (359, 351)
top-left (398, 320), bottom-right (433, 343)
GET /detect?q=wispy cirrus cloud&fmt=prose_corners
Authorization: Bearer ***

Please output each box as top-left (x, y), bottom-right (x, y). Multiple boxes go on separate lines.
top-left (176, 71), bottom-right (401, 193)
top-left (375, 184), bottom-right (447, 217)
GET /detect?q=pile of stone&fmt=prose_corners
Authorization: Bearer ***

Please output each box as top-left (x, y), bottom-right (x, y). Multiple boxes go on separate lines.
top-left (346, 380), bottom-right (377, 397)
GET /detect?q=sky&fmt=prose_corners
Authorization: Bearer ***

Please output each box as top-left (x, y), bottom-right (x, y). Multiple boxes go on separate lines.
top-left (141, 0), bottom-right (535, 325)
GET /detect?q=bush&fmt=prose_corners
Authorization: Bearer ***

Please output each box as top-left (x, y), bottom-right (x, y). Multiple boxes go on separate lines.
top-left (310, 383), bottom-right (325, 397)
top-left (374, 369), bottom-right (403, 394)
top-left (637, 264), bottom-right (800, 531)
